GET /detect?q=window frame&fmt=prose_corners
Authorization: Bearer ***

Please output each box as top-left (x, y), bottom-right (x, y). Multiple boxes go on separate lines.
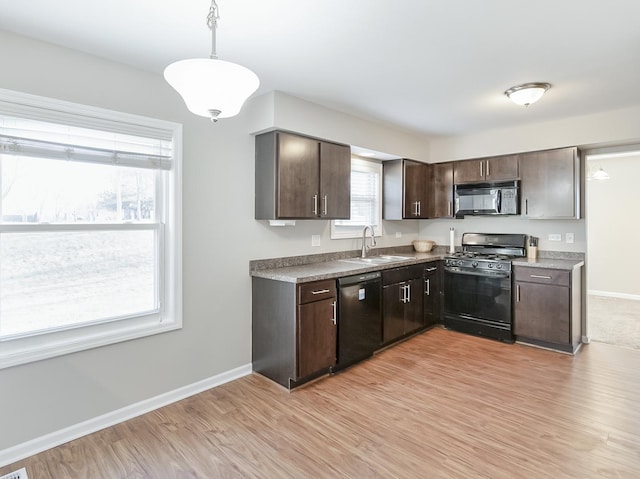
top-left (331, 156), bottom-right (383, 239)
top-left (0, 88), bottom-right (182, 370)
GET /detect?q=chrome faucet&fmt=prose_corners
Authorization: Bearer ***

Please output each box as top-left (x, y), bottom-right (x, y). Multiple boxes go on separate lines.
top-left (361, 225), bottom-right (377, 258)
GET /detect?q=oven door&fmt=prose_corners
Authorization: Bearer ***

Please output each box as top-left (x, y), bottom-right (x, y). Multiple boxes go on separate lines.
top-left (443, 268), bottom-right (512, 325)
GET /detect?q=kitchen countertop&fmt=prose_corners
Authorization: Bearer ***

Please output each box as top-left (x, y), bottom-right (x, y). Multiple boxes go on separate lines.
top-left (250, 252), bottom-right (441, 283)
top-left (250, 247), bottom-right (585, 283)
top-left (511, 257), bottom-right (584, 270)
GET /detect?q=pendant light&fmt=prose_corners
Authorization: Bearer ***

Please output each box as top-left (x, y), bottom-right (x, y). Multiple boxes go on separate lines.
top-left (164, 0), bottom-right (260, 122)
top-left (504, 82), bottom-right (551, 107)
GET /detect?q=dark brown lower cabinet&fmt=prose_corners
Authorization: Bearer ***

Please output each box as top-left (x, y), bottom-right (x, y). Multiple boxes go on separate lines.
top-left (382, 265), bottom-right (424, 344)
top-left (423, 261), bottom-right (442, 327)
top-left (252, 277), bottom-right (336, 389)
top-left (513, 265), bottom-right (582, 353)
top-left (297, 297), bottom-right (337, 378)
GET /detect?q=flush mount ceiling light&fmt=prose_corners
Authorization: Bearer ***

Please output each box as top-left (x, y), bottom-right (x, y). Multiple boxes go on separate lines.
top-left (504, 82), bottom-right (551, 107)
top-left (164, 0), bottom-right (259, 122)
top-left (591, 167), bottom-right (610, 180)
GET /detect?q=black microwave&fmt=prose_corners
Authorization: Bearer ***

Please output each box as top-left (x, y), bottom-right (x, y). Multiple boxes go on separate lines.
top-left (454, 180), bottom-right (519, 218)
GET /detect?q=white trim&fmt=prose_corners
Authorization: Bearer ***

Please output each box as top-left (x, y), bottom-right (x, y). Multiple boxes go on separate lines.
top-left (0, 364), bottom-right (252, 468)
top-left (588, 290), bottom-right (640, 301)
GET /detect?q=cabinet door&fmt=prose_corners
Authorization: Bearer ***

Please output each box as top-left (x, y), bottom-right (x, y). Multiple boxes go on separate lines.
top-left (514, 282), bottom-right (570, 344)
top-left (277, 133), bottom-right (320, 218)
top-left (486, 155), bottom-right (518, 181)
top-left (453, 159), bottom-right (484, 183)
top-left (404, 277), bottom-right (424, 334)
top-left (431, 163), bottom-right (453, 218)
top-left (319, 142), bottom-right (351, 219)
top-left (403, 160), bottom-right (430, 218)
top-left (520, 147), bottom-right (579, 218)
top-left (423, 264), bottom-right (441, 327)
top-left (297, 297), bottom-right (337, 378)
top-left (383, 283), bottom-right (405, 343)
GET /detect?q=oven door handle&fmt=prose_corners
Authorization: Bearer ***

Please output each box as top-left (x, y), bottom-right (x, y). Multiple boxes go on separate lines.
top-left (444, 268), bottom-right (510, 279)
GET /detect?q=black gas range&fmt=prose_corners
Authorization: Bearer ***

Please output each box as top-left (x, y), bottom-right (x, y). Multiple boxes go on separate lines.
top-left (443, 233), bottom-right (527, 342)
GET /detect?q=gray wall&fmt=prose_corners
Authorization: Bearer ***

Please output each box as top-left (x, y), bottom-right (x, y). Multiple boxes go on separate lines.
top-left (587, 153), bottom-right (640, 296)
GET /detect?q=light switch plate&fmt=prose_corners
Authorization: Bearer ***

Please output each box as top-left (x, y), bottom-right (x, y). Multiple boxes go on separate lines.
top-left (566, 233), bottom-right (574, 243)
top-left (311, 235), bottom-right (321, 247)
top-left (548, 234), bottom-right (562, 241)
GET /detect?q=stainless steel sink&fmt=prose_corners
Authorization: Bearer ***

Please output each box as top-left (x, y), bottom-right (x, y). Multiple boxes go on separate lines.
top-left (339, 255), bottom-right (415, 265)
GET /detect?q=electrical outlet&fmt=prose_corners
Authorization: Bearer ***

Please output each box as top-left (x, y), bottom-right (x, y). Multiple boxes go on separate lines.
top-left (395, 232), bottom-right (402, 238)
top-left (548, 234), bottom-right (562, 241)
top-left (0, 468), bottom-right (28, 479)
top-left (566, 233), bottom-right (574, 244)
top-left (311, 235), bottom-right (320, 247)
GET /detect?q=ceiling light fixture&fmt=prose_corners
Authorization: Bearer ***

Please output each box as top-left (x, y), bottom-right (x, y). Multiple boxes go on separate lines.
top-left (591, 167), bottom-right (610, 181)
top-left (504, 82), bottom-right (551, 107)
top-left (164, 0), bottom-right (259, 122)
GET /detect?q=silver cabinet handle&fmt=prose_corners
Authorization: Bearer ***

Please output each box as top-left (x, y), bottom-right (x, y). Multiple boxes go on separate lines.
top-left (525, 198), bottom-right (528, 215)
top-left (312, 194), bottom-right (318, 215)
top-left (417, 201), bottom-right (421, 216)
top-left (406, 284), bottom-right (411, 303)
top-left (448, 200), bottom-right (452, 216)
top-left (486, 160), bottom-right (490, 177)
top-left (413, 201), bottom-right (419, 216)
top-left (331, 300), bottom-right (337, 325)
top-left (516, 284), bottom-right (521, 302)
top-left (311, 289), bottom-right (331, 295)
top-left (425, 267), bottom-right (437, 272)
top-left (323, 195), bottom-right (328, 216)
top-left (425, 278), bottom-right (430, 296)
top-left (530, 275), bottom-right (552, 280)
top-left (480, 161), bottom-right (483, 178)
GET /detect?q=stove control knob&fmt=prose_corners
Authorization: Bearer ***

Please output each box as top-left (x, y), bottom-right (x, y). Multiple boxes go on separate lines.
top-left (472, 261), bottom-right (478, 268)
top-left (488, 263), bottom-right (494, 268)
top-left (496, 263), bottom-right (503, 269)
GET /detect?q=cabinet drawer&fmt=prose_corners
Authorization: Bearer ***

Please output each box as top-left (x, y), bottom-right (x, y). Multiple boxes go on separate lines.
top-left (514, 267), bottom-right (570, 286)
top-left (298, 280), bottom-right (336, 304)
top-left (382, 264), bottom-right (424, 286)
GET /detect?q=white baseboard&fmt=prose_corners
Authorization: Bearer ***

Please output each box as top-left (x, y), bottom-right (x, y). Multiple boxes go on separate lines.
top-left (588, 290), bottom-right (640, 301)
top-left (0, 363), bottom-right (252, 468)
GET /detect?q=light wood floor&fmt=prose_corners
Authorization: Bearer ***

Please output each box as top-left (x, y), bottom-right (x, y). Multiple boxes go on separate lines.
top-left (3, 327), bottom-right (640, 478)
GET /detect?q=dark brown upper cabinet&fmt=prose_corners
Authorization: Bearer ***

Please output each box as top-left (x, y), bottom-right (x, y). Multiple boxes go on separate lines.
top-left (519, 147), bottom-right (582, 219)
top-left (453, 154), bottom-right (519, 184)
top-left (383, 159), bottom-right (431, 219)
top-left (429, 162), bottom-right (454, 218)
top-left (255, 131), bottom-right (351, 220)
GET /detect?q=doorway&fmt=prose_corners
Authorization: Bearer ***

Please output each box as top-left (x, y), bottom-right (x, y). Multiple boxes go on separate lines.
top-left (586, 148), bottom-right (640, 350)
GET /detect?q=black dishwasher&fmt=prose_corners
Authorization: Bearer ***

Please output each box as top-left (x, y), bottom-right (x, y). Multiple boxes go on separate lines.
top-left (335, 271), bottom-right (382, 372)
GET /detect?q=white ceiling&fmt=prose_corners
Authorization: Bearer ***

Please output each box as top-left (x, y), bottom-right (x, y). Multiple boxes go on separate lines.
top-left (2, 0), bottom-right (640, 136)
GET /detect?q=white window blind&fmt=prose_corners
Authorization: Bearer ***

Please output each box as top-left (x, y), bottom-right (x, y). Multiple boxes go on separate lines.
top-left (331, 157), bottom-right (382, 239)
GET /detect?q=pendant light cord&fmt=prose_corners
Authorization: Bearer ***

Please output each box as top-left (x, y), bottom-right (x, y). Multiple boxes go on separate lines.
top-left (207, 0), bottom-right (220, 59)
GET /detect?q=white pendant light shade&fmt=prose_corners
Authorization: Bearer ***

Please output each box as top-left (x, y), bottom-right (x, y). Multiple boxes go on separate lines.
top-left (505, 82), bottom-right (551, 106)
top-left (164, 58), bottom-right (259, 120)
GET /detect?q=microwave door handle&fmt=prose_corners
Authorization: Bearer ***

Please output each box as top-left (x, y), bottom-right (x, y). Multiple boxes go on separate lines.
top-left (497, 189), bottom-right (502, 213)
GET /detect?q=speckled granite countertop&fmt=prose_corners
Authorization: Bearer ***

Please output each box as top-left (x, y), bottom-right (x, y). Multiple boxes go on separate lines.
top-left (250, 246), bottom-right (585, 283)
top-left (250, 252), bottom-right (441, 283)
top-left (512, 257), bottom-right (584, 270)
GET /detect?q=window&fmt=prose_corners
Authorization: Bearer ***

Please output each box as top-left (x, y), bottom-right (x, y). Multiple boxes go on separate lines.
top-left (0, 89), bottom-right (182, 369)
top-left (331, 157), bottom-right (382, 239)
